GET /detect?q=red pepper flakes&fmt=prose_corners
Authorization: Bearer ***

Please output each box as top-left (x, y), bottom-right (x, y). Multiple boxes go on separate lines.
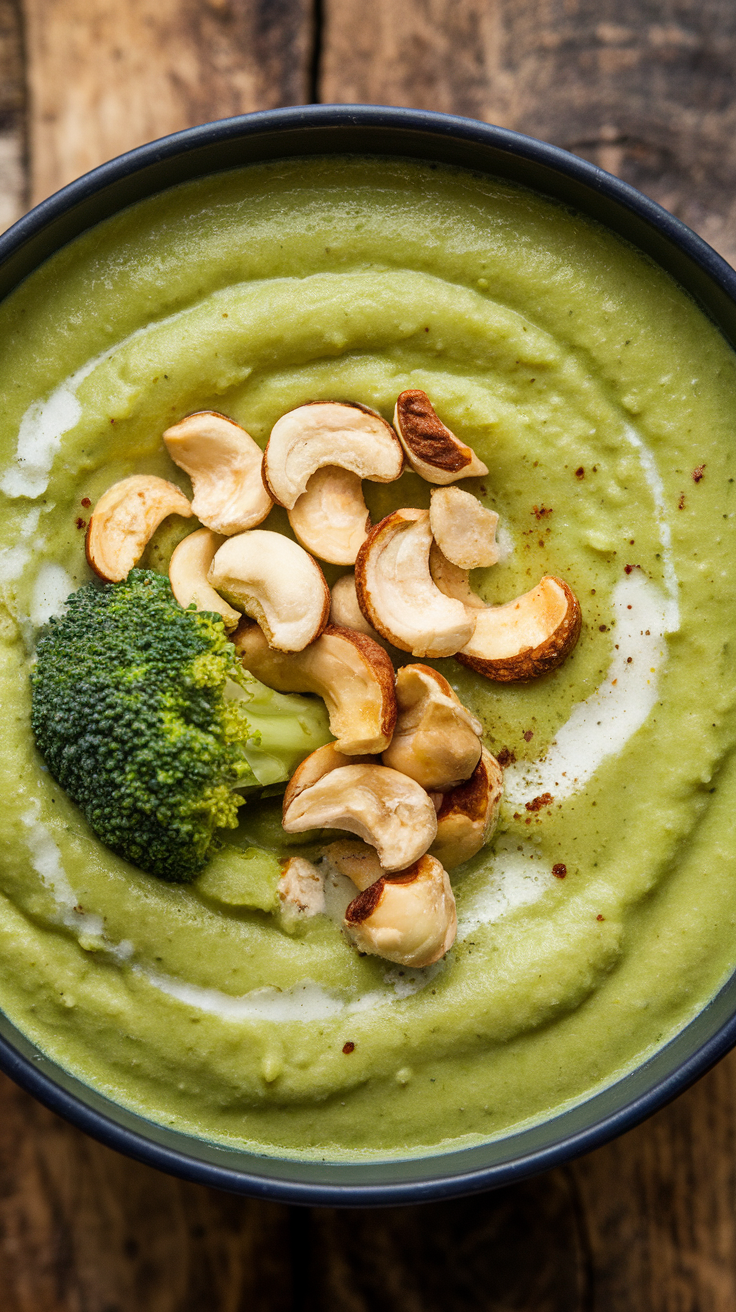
top-left (342, 1042), bottom-right (355, 1055)
top-left (575, 467), bottom-right (585, 479)
top-left (692, 464), bottom-right (706, 482)
top-left (596, 914), bottom-right (604, 922)
top-left (532, 505), bottom-right (553, 520)
top-left (599, 624), bottom-right (608, 632)
top-left (624, 563), bottom-right (641, 575)
top-left (552, 864), bottom-right (567, 879)
top-left (678, 493), bottom-right (686, 510)
top-left (81, 496), bottom-right (91, 508)
top-left (75, 517), bottom-right (87, 530)
top-left (525, 792), bottom-right (553, 813)
top-left (523, 730), bottom-right (534, 742)
top-left (496, 747), bottom-right (516, 767)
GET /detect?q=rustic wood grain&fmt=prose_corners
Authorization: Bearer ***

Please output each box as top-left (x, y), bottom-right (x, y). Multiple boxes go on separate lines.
top-left (23, 0), bottom-right (315, 205)
top-left (0, 0), bottom-right (26, 229)
top-left (4, 1053), bottom-right (736, 1311)
top-left (2, 0), bottom-right (736, 1308)
top-left (297, 1171), bottom-right (591, 1310)
top-left (0, 1073), bottom-right (294, 1312)
top-left (573, 1049), bottom-right (736, 1312)
top-left (321, 0), bottom-right (736, 267)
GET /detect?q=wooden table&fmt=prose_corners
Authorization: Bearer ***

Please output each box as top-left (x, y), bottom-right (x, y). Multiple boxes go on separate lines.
top-left (2, 3), bottom-right (736, 1307)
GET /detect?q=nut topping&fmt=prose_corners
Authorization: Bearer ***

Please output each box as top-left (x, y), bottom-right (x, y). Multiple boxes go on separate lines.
top-left (382, 664), bottom-right (483, 791)
top-left (354, 509), bottom-right (476, 657)
top-left (430, 746), bottom-right (503, 869)
top-left (278, 856), bottom-right (326, 925)
top-left (456, 575), bottom-right (582, 681)
top-left (344, 854), bottom-right (457, 967)
top-left (429, 486), bottom-right (499, 568)
top-left (86, 475), bottom-right (192, 582)
top-left (394, 390), bottom-right (488, 484)
top-left (169, 527), bottom-right (241, 631)
top-left (282, 747), bottom-right (438, 871)
top-left (429, 542), bottom-right (487, 609)
top-left (282, 743), bottom-right (361, 801)
top-left (321, 839), bottom-right (384, 890)
top-left (207, 530), bottom-right (330, 652)
top-left (329, 572), bottom-right (386, 644)
top-left (234, 620), bottom-right (397, 755)
top-left (288, 466), bottom-right (371, 564)
top-left (163, 411), bottom-right (272, 534)
top-left (263, 401), bottom-right (404, 508)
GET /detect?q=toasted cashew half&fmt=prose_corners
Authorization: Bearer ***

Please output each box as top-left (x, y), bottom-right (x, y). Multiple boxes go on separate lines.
top-left (283, 743), bottom-right (358, 797)
top-left (430, 746), bottom-right (503, 869)
top-left (355, 509), bottom-right (476, 657)
top-left (429, 486), bottom-right (499, 568)
top-left (208, 530), bottom-right (330, 651)
top-left (394, 390), bottom-right (488, 484)
top-left (321, 839), bottom-right (384, 891)
top-left (163, 411), bottom-right (272, 534)
top-left (234, 620), bottom-right (397, 754)
top-left (263, 401), bottom-right (403, 508)
top-left (456, 576), bottom-right (581, 681)
top-left (382, 665), bottom-right (482, 791)
top-left (329, 572), bottom-right (386, 643)
top-left (344, 854), bottom-right (457, 967)
top-left (278, 856), bottom-right (326, 924)
top-left (282, 746), bottom-right (437, 871)
top-left (429, 542), bottom-right (487, 609)
top-left (289, 466), bottom-right (371, 564)
top-left (169, 528), bottom-right (241, 631)
top-left (86, 475), bottom-right (192, 582)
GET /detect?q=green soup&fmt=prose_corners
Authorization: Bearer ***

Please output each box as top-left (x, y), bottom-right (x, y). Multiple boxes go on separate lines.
top-left (0, 156), bottom-right (735, 1159)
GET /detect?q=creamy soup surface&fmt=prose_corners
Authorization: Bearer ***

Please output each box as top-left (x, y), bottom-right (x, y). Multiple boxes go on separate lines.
top-left (0, 156), bottom-right (735, 1158)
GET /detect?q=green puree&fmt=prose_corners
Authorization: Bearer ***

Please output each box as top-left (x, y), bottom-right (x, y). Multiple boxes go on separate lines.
top-left (0, 156), bottom-right (735, 1159)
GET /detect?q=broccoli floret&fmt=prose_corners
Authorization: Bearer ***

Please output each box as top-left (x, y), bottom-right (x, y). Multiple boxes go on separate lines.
top-left (30, 569), bottom-right (330, 882)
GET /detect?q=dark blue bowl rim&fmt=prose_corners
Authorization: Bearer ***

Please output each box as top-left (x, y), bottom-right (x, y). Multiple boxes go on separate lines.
top-left (2, 102), bottom-right (736, 1207)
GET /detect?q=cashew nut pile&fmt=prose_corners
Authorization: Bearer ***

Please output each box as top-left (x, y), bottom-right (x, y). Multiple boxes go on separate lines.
top-left (85, 390), bottom-right (582, 968)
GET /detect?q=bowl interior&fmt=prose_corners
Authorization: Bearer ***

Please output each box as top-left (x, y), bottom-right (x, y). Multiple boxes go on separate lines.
top-left (2, 105), bottom-right (736, 1205)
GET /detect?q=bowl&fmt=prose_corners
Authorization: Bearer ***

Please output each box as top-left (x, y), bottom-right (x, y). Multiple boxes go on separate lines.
top-left (2, 104), bottom-right (736, 1206)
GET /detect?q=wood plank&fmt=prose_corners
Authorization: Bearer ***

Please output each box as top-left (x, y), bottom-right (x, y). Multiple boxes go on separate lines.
top-left (0, 0), bottom-right (26, 229)
top-left (0, 1073), bottom-right (294, 1312)
top-left (296, 1172), bottom-right (590, 1311)
top-left (4, 1055), bottom-right (736, 1311)
top-left (320, 0), bottom-right (736, 266)
top-left (297, 1053), bottom-right (736, 1312)
top-left (23, 0), bottom-right (315, 205)
top-left (573, 1049), bottom-right (736, 1311)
